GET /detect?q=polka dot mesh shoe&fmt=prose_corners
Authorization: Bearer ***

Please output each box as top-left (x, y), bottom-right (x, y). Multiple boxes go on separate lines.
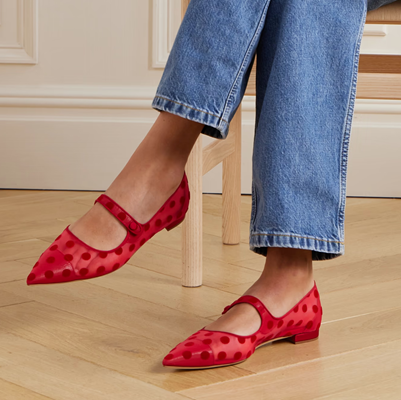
top-left (26, 172), bottom-right (190, 285)
top-left (163, 281), bottom-right (322, 369)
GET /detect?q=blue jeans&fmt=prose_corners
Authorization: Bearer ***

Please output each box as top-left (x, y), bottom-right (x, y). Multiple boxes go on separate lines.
top-left (152, 0), bottom-right (394, 261)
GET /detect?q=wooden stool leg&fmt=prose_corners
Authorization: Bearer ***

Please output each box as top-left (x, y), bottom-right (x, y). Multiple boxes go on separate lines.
top-left (222, 105), bottom-right (242, 244)
top-left (182, 135), bottom-right (203, 287)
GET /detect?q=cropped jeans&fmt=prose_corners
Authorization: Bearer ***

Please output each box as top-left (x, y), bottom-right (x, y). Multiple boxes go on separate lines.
top-left (152, 0), bottom-right (396, 261)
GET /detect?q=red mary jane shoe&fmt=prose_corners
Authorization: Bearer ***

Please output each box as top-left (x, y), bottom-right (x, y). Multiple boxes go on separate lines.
top-left (163, 282), bottom-right (322, 369)
top-left (26, 172), bottom-right (190, 285)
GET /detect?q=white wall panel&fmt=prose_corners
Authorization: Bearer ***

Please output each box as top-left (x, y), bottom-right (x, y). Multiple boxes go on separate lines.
top-left (0, 0), bottom-right (38, 63)
top-left (0, 1), bottom-right (399, 198)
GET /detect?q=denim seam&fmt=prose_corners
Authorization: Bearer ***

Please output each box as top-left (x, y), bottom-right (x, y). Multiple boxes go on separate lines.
top-left (250, 181), bottom-right (258, 227)
top-left (337, 4), bottom-right (367, 242)
top-left (153, 95), bottom-right (229, 123)
top-left (250, 232), bottom-right (344, 245)
top-left (219, 0), bottom-right (271, 127)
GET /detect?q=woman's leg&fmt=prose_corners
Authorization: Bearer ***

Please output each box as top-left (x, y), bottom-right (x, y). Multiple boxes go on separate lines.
top-left (206, 0), bottom-right (368, 335)
top-left (68, 113), bottom-right (203, 250)
top-left (70, 0), bottom-right (273, 250)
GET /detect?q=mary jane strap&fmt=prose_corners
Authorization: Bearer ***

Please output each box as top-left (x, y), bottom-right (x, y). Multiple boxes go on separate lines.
top-left (95, 194), bottom-right (142, 235)
top-left (222, 295), bottom-right (269, 320)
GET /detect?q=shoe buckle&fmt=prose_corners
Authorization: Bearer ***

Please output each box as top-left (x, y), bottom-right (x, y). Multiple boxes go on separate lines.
top-left (128, 221), bottom-right (142, 235)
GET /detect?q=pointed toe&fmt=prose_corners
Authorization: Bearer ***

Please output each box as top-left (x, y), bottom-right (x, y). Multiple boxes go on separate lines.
top-left (26, 248), bottom-right (76, 285)
top-left (163, 337), bottom-right (214, 368)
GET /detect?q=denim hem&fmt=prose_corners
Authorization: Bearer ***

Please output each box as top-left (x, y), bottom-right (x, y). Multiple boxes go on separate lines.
top-left (152, 95), bottom-right (229, 140)
top-left (249, 232), bottom-right (344, 261)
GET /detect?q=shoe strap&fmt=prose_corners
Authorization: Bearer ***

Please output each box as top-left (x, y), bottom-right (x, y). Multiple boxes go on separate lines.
top-left (222, 295), bottom-right (268, 320)
top-left (94, 194), bottom-right (143, 236)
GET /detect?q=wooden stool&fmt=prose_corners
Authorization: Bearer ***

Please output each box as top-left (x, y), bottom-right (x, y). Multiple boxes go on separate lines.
top-left (180, 0), bottom-right (401, 287)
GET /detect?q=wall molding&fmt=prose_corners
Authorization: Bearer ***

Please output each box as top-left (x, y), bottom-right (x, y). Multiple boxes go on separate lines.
top-left (0, 85), bottom-right (156, 109)
top-left (1, 85), bottom-right (401, 115)
top-left (363, 24), bottom-right (387, 37)
top-left (152, 0), bottom-right (180, 68)
top-left (241, 96), bottom-right (401, 115)
top-left (0, 0), bottom-right (38, 64)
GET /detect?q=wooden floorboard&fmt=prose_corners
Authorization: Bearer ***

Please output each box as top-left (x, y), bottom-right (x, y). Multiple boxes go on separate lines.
top-left (0, 191), bottom-right (400, 398)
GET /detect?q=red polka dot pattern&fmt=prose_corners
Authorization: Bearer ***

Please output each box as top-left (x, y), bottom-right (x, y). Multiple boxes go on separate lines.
top-left (26, 172), bottom-right (190, 285)
top-left (97, 266), bottom-right (105, 274)
top-left (162, 282), bottom-right (323, 369)
top-left (221, 336), bottom-right (230, 344)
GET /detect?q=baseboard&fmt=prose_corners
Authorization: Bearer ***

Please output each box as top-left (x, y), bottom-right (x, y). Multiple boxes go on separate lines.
top-left (0, 85), bottom-right (400, 197)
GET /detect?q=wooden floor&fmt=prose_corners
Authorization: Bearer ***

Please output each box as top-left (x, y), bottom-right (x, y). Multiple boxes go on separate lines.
top-left (0, 190), bottom-right (400, 399)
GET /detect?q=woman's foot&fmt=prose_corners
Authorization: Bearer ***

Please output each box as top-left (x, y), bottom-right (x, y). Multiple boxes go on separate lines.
top-left (204, 248), bottom-right (314, 336)
top-left (69, 112), bottom-right (203, 251)
top-left (163, 252), bottom-right (321, 369)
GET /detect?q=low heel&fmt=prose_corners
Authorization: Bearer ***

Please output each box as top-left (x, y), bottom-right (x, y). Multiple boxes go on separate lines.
top-left (288, 329), bottom-right (319, 344)
top-left (165, 216), bottom-right (185, 231)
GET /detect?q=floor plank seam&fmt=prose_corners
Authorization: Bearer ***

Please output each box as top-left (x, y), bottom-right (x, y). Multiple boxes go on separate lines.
top-left (0, 377), bottom-right (55, 400)
top-left (0, 279), bottom-right (27, 285)
top-left (321, 306), bottom-right (401, 325)
top-left (84, 279), bottom-right (236, 321)
top-left (0, 293), bottom-right (171, 348)
top-left (6, 329), bottom-right (170, 392)
top-left (0, 300), bottom-right (34, 309)
top-left (317, 278), bottom-right (401, 296)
